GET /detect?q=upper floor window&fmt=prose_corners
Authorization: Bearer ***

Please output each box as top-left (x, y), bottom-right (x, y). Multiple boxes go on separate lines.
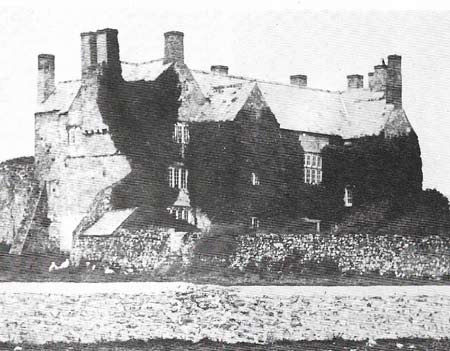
top-left (344, 186), bottom-right (353, 207)
top-left (251, 172), bottom-right (260, 186)
top-left (173, 122), bottom-right (189, 144)
top-left (304, 153), bottom-right (322, 184)
top-left (168, 166), bottom-right (188, 189)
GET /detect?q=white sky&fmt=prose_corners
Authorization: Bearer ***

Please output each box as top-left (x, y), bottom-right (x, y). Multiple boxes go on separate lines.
top-left (0, 0), bottom-right (450, 198)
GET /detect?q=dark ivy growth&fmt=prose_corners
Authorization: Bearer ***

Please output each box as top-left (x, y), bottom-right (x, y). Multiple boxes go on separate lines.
top-left (185, 106), bottom-right (313, 227)
top-left (97, 66), bottom-right (181, 212)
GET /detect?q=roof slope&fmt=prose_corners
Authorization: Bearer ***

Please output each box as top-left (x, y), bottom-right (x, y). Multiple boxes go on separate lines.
top-left (36, 80), bottom-right (80, 114)
top-left (36, 62), bottom-right (398, 138)
top-left (121, 59), bottom-right (173, 82)
top-left (83, 208), bottom-right (137, 236)
top-left (191, 69), bottom-right (394, 138)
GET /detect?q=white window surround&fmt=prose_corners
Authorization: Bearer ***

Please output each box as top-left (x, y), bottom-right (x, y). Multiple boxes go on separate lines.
top-left (251, 217), bottom-right (260, 229)
top-left (251, 172), bottom-right (260, 186)
top-left (173, 122), bottom-right (190, 144)
top-left (304, 153), bottom-right (323, 185)
top-left (168, 166), bottom-right (188, 189)
top-left (168, 206), bottom-right (189, 221)
top-left (344, 186), bottom-right (353, 207)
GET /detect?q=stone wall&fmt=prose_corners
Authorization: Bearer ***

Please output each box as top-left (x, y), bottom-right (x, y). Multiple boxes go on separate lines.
top-left (0, 157), bottom-right (36, 246)
top-left (71, 228), bottom-right (200, 271)
top-left (230, 232), bottom-right (450, 279)
top-left (1, 283), bottom-right (449, 344)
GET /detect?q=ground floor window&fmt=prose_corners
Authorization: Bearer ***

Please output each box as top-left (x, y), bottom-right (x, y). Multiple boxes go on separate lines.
top-left (344, 186), bottom-right (353, 207)
top-left (168, 206), bottom-right (189, 221)
top-left (251, 216), bottom-right (260, 229)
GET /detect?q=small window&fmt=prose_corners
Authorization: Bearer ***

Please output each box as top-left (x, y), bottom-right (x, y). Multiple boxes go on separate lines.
top-left (251, 172), bottom-right (260, 186)
top-left (168, 206), bottom-right (189, 221)
top-left (344, 186), bottom-right (353, 207)
top-left (251, 217), bottom-right (260, 229)
top-left (173, 123), bottom-right (189, 144)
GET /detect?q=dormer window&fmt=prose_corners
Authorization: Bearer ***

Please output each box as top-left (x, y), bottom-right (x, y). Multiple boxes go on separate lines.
top-left (344, 186), bottom-right (353, 207)
top-left (173, 122), bottom-right (189, 144)
top-left (251, 172), bottom-right (260, 186)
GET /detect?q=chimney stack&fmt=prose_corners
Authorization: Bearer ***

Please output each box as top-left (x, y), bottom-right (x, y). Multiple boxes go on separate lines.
top-left (211, 65), bottom-right (229, 75)
top-left (368, 72), bottom-right (375, 91)
top-left (164, 31), bottom-right (184, 63)
top-left (80, 28), bottom-right (120, 81)
top-left (80, 31), bottom-right (97, 79)
top-left (386, 54), bottom-right (402, 108)
top-left (37, 54), bottom-right (55, 103)
top-left (347, 74), bottom-right (364, 89)
top-left (290, 74), bottom-right (307, 87)
top-left (95, 28), bottom-right (120, 72)
top-left (372, 61), bottom-right (388, 92)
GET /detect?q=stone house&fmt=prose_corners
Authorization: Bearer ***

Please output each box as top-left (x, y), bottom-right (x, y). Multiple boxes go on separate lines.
top-left (33, 28), bottom-right (412, 252)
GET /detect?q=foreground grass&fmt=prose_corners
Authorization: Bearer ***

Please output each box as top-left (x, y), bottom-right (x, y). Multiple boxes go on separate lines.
top-left (1, 339), bottom-right (450, 351)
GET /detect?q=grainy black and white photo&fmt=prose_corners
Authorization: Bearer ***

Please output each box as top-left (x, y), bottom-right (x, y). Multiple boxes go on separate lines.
top-left (1, 1), bottom-right (450, 350)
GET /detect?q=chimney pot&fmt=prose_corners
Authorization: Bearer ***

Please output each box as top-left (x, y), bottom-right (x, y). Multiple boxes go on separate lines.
top-left (164, 31), bottom-right (184, 63)
top-left (347, 74), bottom-right (364, 89)
top-left (290, 74), bottom-right (307, 87)
top-left (211, 65), bottom-right (229, 75)
top-left (37, 54), bottom-right (55, 103)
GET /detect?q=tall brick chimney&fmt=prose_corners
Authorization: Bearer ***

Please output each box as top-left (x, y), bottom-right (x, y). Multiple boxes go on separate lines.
top-left (37, 54), bottom-right (55, 103)
top-left (290, 74), bottom-right (307, 87)
top-left (81, 28), bottom-right (120, 80)
top-left (80, 31), bottom-right (97, 79)
top-left (211, 65), bottom-right (229, 75)
top-left (164, 31), bottom-right (184, 63)
top-left (347, 74), bottom-right (363, 89)
top-left (386, 54), bottom-right (402, 108)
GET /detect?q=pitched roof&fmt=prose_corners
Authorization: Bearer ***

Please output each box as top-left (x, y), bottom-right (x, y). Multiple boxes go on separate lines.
top-left (191, 69), bottom-right (392, 138)
top-left (192, 82), bottom-right (258, 123)
top-left (36, 80), bottom-right (80, 114)
top-left (83, 208), bottom-right (137, 236)
top-left (121, 59), bottom-right (173, 82)
top-left (36, 62), bottom-right (396, 139)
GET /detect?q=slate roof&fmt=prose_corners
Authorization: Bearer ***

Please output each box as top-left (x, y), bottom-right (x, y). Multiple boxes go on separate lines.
top-left (36, 80), bottom-right (80, 114)
top-left (191, 69), bottom-right (392, 138)
top-left (83, 208), bottom-right (137, 236)
top-left (121, 59), bottom-right (173, 82)
top-left (36, 61), bottom-right (399, 139)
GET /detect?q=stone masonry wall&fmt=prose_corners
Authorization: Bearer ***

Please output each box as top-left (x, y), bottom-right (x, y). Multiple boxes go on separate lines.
top-left (71, 228), bottom-right (200, 271)
top-left (0, 157), bottom-right (36, 246)
top-left (1, 283), bottom-right (449, 344)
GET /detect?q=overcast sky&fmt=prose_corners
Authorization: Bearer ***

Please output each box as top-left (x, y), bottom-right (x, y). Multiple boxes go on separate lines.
top-left (0, 1), bottom-right (450, 198)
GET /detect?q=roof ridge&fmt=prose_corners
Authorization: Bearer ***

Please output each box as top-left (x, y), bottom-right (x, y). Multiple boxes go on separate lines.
top-left (121, 58), bottom-right (166, 66)
top-left (191, 69), bottom-right (340, 94)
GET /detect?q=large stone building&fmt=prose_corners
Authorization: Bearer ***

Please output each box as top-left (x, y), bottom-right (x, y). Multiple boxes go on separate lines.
top-left (31, 28), bottom-right (412, 252)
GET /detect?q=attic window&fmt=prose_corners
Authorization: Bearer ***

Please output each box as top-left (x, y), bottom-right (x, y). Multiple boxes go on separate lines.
top-left (168, 166), bottom-right (188, 189)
